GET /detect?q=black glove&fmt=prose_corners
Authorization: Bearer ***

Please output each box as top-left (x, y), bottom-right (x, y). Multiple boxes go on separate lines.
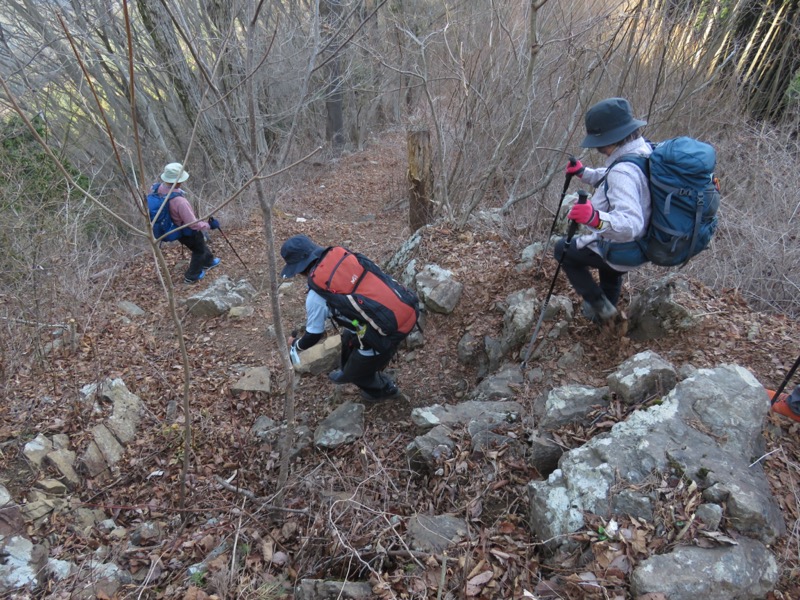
top-left (208, 217), bottom-right (221, 230)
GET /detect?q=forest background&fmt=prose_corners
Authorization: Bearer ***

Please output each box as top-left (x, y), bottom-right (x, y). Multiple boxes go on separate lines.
top-left (2, 0), bottom-right (800, 333)
top-left (1, 0), bottom-right (800, 596)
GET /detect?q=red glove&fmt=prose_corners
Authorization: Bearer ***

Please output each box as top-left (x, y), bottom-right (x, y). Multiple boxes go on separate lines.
top-left (566, 158), bottom-right (585, 176)
top-left (568, 199), bottom-right (600, 228)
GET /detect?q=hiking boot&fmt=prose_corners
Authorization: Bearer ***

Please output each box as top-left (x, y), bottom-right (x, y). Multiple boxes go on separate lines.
top-left (589, 296), bottom-right (618, 322)
top-left (582, 300), bottom-right (601, 325)
top-left (184, 270), bottom-right (206, 284)
top-left (205, 257), bottom-right (221, 270)
top-left (360, 384), bottom-right (400, 403)
top-left (328, 369), bottom-right (346, 384)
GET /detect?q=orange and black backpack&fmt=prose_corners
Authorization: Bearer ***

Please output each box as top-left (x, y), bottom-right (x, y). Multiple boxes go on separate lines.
top-left (308, 246), bottom-right (419, 352)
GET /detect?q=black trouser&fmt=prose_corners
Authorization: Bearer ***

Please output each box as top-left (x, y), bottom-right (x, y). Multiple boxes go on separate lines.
top-left (337, 330), bottom-right (398, 397)
top-left (554, 238), bottom-right (624, 306)
top-left (179, 230), bottom-right (215, 279)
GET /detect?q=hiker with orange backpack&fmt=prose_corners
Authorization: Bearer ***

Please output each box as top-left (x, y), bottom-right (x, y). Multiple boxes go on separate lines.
top-left (152, 162), bottom-right (221, 283)
top-left (280, 234), bottom-right (419, 402)
top-left (554, 98), bottom-right (652, 328)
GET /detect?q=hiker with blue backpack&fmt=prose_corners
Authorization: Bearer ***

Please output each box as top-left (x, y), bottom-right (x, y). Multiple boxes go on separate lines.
top-left (555, 97), bottom-right (720, 330)
top-left (150, 162), bottom-right (221, 283)
top-left (555, 97), bottom-right (652, 328)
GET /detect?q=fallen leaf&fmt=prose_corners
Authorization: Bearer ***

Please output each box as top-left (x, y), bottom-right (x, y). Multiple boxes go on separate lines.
top-left (466, 570), bottom-right (493, 596)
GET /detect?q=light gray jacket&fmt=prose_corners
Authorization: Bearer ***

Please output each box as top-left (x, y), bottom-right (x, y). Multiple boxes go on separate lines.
top-left (573, 137), bottom-right (652, 272)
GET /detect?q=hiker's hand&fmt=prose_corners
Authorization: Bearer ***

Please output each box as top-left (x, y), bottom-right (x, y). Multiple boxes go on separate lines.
top-left (208, 217), bottom-right (220, 230)
top-left (568, 199), bottom-right (600, 228)
top-left (566, 158), bottom-right (585, 177)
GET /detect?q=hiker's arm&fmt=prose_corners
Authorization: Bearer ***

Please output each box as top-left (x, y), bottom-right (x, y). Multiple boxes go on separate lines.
top-left (578, 167), bottom-right (609, 188)
top-left (595, 166), bottom-right (648, 241)
top-left (291, 290), bottom-right (329, 350)
top-left (171, 196), bottom-right (210, 231)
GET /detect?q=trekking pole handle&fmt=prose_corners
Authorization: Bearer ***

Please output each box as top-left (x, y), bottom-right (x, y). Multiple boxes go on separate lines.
top-left (566, 190), bottom-right (589, 242)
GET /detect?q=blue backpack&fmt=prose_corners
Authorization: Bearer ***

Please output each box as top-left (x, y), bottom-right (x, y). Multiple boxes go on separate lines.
top-left (598, 137), bottom-right (720, 268)
top-left (147, 183), bottom-right (190, 242)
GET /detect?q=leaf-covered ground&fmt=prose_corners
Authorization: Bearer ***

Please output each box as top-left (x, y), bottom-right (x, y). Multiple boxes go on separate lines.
top-left (2, 132), bottom-right (799, 599)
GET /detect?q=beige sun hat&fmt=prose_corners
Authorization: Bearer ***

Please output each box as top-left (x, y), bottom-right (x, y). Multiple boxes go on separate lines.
top-left (160, 162), bottom-right (190, 183)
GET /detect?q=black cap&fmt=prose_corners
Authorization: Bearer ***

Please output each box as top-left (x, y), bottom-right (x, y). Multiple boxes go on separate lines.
top-left (280, 235), bottom-right (324, 278)
top-left (581, 97), bottom-right (647, 148)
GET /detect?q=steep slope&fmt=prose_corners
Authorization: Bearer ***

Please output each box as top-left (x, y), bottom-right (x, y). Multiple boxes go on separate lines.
top-left (1, 132), bottom-right (798, 599)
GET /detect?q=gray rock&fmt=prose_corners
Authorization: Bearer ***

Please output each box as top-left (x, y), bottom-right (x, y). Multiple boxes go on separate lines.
top-left (46, 558), bottom-right (74, 581)
top-left (185, 276), bottom-right (257, 317)
top-left (45, 448), bottom-right (80, 486)
top-left (90, 424), bottom-right (125, 468)
top-left (500, 288), bottom-right (539, 349)
top-left (468, 365), bottom-right (524, 401)
top-left (406, 425), bottom-right (456, 471)
top-left (20, 493), bottom-right (65, 526)
top-left (130, 521), bottom-right (164, 546)
top-left (231, 367), bottom-right (272, 394)
top-left (534, 385), bottom-right (610, 430)
top-left (101, 379), bottom-right (144, 444)
top-left (528, 365), bottom-right (784, 553)
top-left (80, 441), bottom-right (110, 478)
top-left (525, 430), bottom-right (564, 477)
top-left (385, 230), bottom-right (423, 276)
top-left (410, 400), bottom-right (523, 431)
top-left (34, 479), bottom-right (68, 496)
top-left (457, 331), bottom-right (482, 365)
top-left (556, 343), bottom-right (584, 369)
top-left (407, 514), bottom-right (468, 553)
top-left (415, 264), bottom-right (463, 314)
top-left (631, 537), bottom-right (778, 599)
top-left (67, 507), bottom-right (105, 535)
top-left (251, 416), bottom-right (278, 440)
top-left (23, 434), bottom-right (54, 469)
top-left (606, 350), bottom-right (677, 405)
top-left (695, 503), bottom-right (723, 530)
top-left (294, 335), bottom-right (341, 376)
top-left (117, 301), bottom-right (145, 317)
top-left (295, 578), bottom-right (375, 600)
top-left (0, 536), bottom-right (47, 593)
top-left (228, 306), bottom-right (254, 319)
top-left (627, 275), bottom-right (698, 341)
top-left (314, 402), bottom-right (365, 449)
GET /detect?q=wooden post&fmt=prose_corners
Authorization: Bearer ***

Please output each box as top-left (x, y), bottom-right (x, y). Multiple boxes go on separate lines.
top-left (407, 129), bottom-right (434, 231)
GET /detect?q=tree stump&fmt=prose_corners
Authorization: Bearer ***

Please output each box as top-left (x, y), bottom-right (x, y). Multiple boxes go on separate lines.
top-left (407, 129), bottom-right (434, 231)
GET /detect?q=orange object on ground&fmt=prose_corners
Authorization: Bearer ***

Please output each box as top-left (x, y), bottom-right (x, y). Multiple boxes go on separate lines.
top-left (767, 389), bottom-right (800, 423)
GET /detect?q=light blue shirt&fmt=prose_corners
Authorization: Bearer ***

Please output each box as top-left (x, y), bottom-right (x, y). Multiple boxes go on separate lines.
top-left (305, 289), bottom-right (330, 334)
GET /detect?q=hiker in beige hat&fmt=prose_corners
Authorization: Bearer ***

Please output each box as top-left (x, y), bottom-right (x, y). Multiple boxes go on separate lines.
top-left (153, 162), bottom-right (221, 283)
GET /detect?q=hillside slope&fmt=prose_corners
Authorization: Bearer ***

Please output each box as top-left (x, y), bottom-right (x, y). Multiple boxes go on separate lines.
top-left (2, 132), bottom-right (799, 599)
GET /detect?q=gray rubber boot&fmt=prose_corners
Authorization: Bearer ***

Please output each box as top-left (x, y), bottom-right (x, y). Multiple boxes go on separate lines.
top-left (589, 295), bottom-right (618, 322)
top-left (582, 300), bottom-right (600, 324)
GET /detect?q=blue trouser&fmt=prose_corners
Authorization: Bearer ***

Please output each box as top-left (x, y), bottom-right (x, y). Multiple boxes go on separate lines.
top-left (554, 238), bottom-right (625, 306)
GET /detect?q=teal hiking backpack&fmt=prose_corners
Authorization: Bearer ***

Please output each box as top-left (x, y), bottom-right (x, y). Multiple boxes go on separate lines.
top-left (147, 183), bottom-right (190, 242)
top-left (598, 136), bottom-right (720, 268)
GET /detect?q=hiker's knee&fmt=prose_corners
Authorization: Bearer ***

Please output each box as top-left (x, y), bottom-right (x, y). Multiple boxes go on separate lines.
top-left (553, 238), bottom-right (566, 261)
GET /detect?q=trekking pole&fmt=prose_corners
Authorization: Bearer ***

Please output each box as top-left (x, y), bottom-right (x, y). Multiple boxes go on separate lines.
top-left (541, 156), bottom-right (578, 260)
top-left (215, 225), bottom-right (250, 271)
top-left (521, 189), bottom-right (588, 368)
top-left (770, 353), bottom-right (800, 405)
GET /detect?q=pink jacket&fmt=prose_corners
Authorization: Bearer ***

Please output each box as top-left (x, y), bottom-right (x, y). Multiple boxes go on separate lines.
top-left (157, 183), bottom-right (209, 232)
